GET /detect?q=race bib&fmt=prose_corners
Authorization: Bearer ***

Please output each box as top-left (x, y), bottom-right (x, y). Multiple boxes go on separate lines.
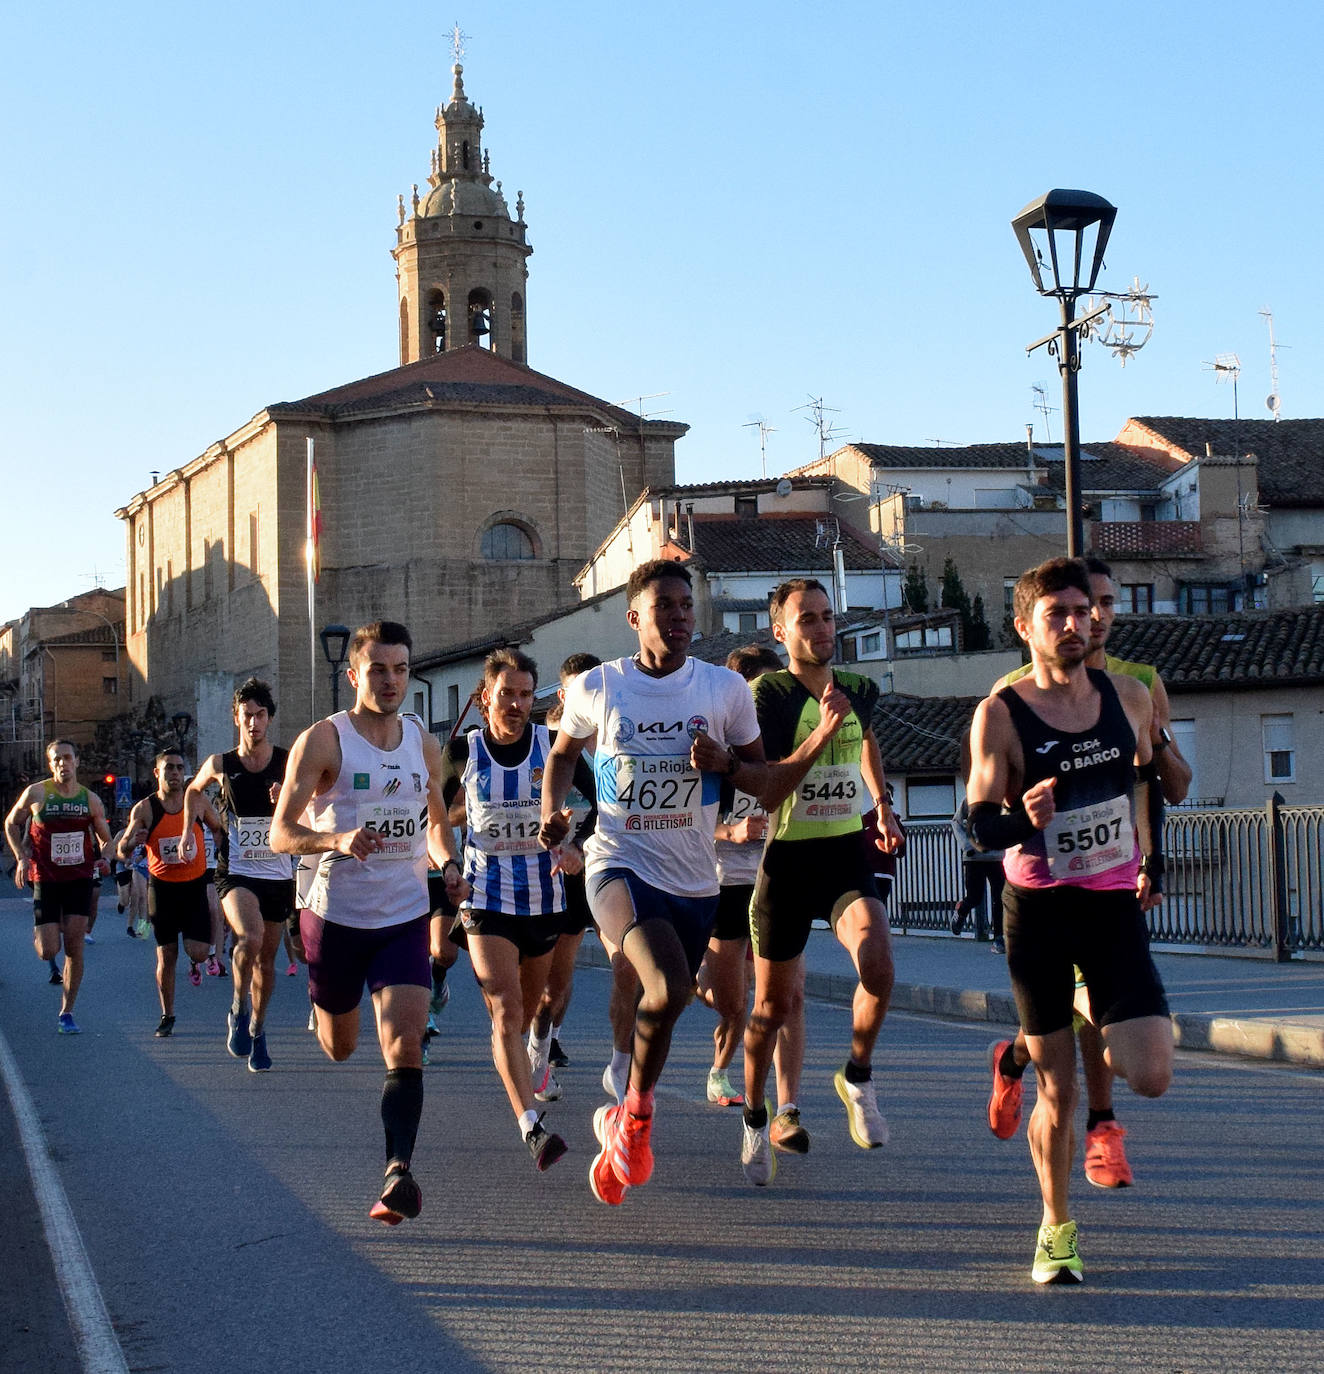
top-left (234, 816), bottom-right (275, 863)
top-left (1044, 795), bottom-right (1132, 880)
top-left (470, 798), bottom-right (543, 855)
top-left (158, 835), bottom-right (184, 865)
top-left (790, 763), bottom-right (865, 825)
top-left (610, 753), bottom-right (702, 833)
top-left (51, 831), bottom-right (85, 866)
top-left (357, 801), bottom-right (419, 860)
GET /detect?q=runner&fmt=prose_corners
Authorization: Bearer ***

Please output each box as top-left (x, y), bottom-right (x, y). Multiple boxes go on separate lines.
top-left (527, 652), bottom-right (602, 1092)
top-left (539, 559), bottom-right (766, 1205)
top-left (443, 648), bottom-right (595, 1169)
top-left (967, 556), bottom-right (1173, 1283)
top-left (118, 751), bottom-right (226, 1038)
top-left (739, 580), bottom-right (904, 1186)
top-left (5, 740), bottom-right (113, 1033)
top-left (987, 556), bottom-right (1189, 1187)
top-left (183, 678), bottom-right (292, 1073)
top-left (270, 620), bottom-right (464, 1225)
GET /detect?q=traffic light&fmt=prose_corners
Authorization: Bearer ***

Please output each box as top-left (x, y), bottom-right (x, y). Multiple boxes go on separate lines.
top-left (104, 773), bottom-right (116, 787)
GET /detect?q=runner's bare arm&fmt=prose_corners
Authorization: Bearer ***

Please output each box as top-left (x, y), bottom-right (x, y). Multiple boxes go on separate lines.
top-left (538, 727), bottom-right (588, 849)
top-left (270, 720), bottom-right (384, 859)
top-left (1149, 673), bottom-right (1192, 805)
top-left (861, 731), bottom-right (904, 851)
top-left (420, 731), bottom-right (466, 901)
top-left (5, 786), bottom-right (41, 883)
top-left (117, 799), bottom-right (153, 861)
top-left (759, 680), bottom-right (852, 812)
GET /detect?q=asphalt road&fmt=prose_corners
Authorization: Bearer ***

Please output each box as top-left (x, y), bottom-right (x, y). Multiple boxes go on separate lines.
top-left (2, 888), bottom-right (1321, 1374)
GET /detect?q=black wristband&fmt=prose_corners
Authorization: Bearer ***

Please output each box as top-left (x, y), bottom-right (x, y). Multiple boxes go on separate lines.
top-left (725, 746), bottom-right (740, 778)
top-left (967, 801), bottom-right (1036, 852)
top-left (442, 859), bottom-right (459, 875)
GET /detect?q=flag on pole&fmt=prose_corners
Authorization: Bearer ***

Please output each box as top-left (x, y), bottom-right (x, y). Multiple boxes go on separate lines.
top-left (307, 447), bottom-right (322, 582)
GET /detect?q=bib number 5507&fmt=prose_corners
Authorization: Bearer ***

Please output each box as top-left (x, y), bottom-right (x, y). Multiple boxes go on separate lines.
top-left (1055, 815), bottom-right (1123, 854)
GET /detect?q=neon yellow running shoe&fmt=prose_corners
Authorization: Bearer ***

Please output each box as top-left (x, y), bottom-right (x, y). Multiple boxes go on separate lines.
top-left (1032, 1220), bottom-right (1084, 1284)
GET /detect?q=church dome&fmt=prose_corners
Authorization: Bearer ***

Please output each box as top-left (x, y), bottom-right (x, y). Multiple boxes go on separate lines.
top-left (419, 177), bottom-right (510, 219)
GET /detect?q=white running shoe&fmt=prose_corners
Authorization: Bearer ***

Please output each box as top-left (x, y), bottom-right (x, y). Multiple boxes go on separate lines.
top-left (834, 1069), bottom-right (889, 1148)
top-left (741, 1113), bottom-right (776, 1187)
top-left (535, 1069), bottom-right (562, 1102)
top-left (602, 1060), bottom-right (627, 1105)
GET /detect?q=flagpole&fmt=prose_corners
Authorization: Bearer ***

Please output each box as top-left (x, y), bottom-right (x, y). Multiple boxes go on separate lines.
top-left (306, 437), bottom-right (316, 724)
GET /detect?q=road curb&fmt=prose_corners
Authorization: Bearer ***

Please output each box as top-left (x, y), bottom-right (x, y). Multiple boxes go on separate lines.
top-left (576, 941), bottom-right (1324, 1069)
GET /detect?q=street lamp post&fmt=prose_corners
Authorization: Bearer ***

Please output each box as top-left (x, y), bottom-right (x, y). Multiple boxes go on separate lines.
top-left (170, 712), bottom-right (193, 758)
top-left (319, 624), bottom-right (351, 713)
top-left (1012, 189), bottom-right (1117, 558)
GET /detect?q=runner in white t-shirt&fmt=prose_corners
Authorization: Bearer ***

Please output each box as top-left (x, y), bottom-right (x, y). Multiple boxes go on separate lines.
top-left (539, 560), bottom-right (766, 1206)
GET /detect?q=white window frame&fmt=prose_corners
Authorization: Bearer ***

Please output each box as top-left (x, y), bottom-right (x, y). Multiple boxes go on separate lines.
top-left (1261, 713), bottom-right (1295, 785)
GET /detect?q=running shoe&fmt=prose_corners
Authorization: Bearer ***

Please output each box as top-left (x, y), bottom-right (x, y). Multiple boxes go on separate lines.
top-left (619, 1107), bottom-right (654, 1186)
top-left (949, 904), bottom-right (969, 935)
top-left (205, 954), bottom-right (221, 977)
top-left (535, 1069), bottom-right (562, 1103)
top-left (525, 1117), bottom-right (568, 1172)
top-left (706, 1068), bottom-right (744, 1107)
top-left (426, 982), bottom-right (450, 1035)
top-left (741, 1111), bottom-right (776, 1186)
top-left (834, 1069), bottom-right (888, 1148)
top-left (49, 965), bottom-right (63, 985)
top-left (528, 1041), bottom-right (550, 1096)
top-left (57, 1012), bottom-right (81, 1035)
top-left (83, 933), bottom-right (95, 945)
top-left (1084, 1121), bottom-right (1134, 1188)
top-left (248, 1032), bottom-right (272, 1073)
top-left (214, 958), bottom-right (227, 976)
top-left (986, 1039), bottom-right (1024, 1140)
top-left (770, 1108), bottom-right (811, 1155)
top-left (1032, 1220), bottom-right (1084, 1284)
top-left (421, 1037), bottom-right (430, 1067)
top-left (188, 961), bottom-right (202, 987)
top-left (227, 1009), bottom-right (252, 1059)
top-left (307, 1006), bottom-right (317, 1033)
top-left (154, 1015), bottom-right (175, 1038)
top-left (370, 1164), bottom-right (422, 1225)
top-left (991, 938), bottom-right (1006, 955)
top-left (601, 1060), bottom-right (628, 1105)
top-left (285, 961), bottom-right (297, 977)
top-left (589, 1104), bottom-right (629, 1205)
top-left (125, 924), bottom-right (137, 938)
top-left (549, 1037), bottom-right (570, 1068)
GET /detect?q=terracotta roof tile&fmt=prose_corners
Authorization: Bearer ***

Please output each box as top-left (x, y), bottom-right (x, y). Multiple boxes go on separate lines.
top-left (1092, 521), bottom-right (1203, 558)
top-left (686, 517), bottom-right (901, 573)
top-left (872, 694), bottom-right (977, 772)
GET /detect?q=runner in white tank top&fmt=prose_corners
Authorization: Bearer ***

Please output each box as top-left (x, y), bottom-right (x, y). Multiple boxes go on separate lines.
top-left (272, 621), bottom-right (467, 1227)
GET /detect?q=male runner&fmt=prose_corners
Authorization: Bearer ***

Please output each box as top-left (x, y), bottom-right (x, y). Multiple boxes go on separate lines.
top-left (271, 620), bottom-right (464, 1225)
top-left (987, 556), bottom-right (1190, 1187)
top-left (183, 678), bottom-right (292, 1073)
top-left (443, 648), bottom-right (594, 1169)
top-left (528, 652), bottom-right (602, 1087)
top-left (967, 556), bottom-right (1173, 1283)
top-left (119, 751), bottom-right (226, 1037)
top-left (6, 740), bottom-right (113, 1033)
top-left (539, 559), bottom-right (766, 1205)
top-left (739, 580), bottom-right (904, 1185)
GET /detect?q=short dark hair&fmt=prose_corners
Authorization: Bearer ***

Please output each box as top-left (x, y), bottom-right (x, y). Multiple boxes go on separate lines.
top-left (153, 749), bottom-right (184, 768)
top-left (1083, 556), bottom-right (1113, 580)
top-left (350, 620), bottom-right (412, 662)
top-left (233, 677), bottom-right (276, 716)
top-left (560, 651), bottom-right (601, 683)
top-left (626, 558), bottom-right (691, 603)
top-left (1012, 557), bottom-right (1092, 623)
top-left (768, 578), bottom-right (829, 626)
top-left (726, 644), bottom-right (782, 681)
top-left (46, 738), bottom-right (78, 758)
top-left (483, 647), bottom-right (538, 688)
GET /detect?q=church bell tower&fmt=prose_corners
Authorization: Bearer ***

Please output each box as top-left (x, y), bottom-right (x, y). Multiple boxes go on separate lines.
top-left (393, 64), bottom-right (532, 365)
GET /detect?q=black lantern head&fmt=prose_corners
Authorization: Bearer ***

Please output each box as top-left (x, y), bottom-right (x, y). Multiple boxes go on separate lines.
top-left (1012, 189), bottom-right (1116, 299)
top-left (319, 623), bottom-right (351, 669)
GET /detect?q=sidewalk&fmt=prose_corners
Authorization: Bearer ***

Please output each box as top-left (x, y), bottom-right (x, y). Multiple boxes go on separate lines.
top-left (580, 928), bottom-right (1324, 1069)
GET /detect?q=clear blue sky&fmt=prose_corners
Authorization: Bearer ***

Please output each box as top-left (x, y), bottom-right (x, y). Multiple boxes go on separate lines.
top-left (4, 0), bottom-right (1321, 624)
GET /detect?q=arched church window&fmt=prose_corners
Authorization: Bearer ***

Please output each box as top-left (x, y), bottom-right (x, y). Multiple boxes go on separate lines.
top-left (426, 289), bottom-right (446, 353)
top-left (481, 522), bottom-right (536, 561)
top-left (468, 288), bottom-right (493, 347)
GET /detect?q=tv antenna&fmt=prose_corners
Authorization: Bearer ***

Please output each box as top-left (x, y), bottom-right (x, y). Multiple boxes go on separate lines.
top-left (742, 416), bottom-right (777, 477)
top-left (796, 396), bottom-right (845, 460)
top-left (1260, 308), bottom-right (1287, 420)
top-left (1031, 383), bottom-right (1058, 441)
top-left (1084, 276), bottom-right (1156, 366)
top-left (1203, 353), bottom-right (1241, 419)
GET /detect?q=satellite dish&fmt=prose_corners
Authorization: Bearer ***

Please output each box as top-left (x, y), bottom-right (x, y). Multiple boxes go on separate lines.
top-left (775, 478), bottom-right (792, 498)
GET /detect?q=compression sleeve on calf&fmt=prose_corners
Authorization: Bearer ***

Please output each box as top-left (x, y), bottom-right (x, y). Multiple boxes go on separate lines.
top-left (967, 802), bottom-right (1035, 852)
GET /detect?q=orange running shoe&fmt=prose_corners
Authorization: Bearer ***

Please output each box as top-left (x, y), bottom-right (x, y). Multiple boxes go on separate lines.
top-left (986, 1039), bottom-right (1024, 1140)
top-left (1084, 1120), bottom-right (1133, 1187)
top-left (370, 1164), bottom-right (422, 1225)
top-left (619, 1108), bottom-right (654, 1187)
top-left (589, 1104), bottom-right (629, 1205)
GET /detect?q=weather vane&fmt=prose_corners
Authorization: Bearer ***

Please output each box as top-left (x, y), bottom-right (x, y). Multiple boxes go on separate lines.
top-left (450, 21), bottom-right (469, 63)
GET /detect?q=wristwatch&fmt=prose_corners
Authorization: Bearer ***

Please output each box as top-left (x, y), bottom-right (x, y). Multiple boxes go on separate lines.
top-left (725, 746), bottom-right (740, 777)
top-left (1153, 727), bottom-right (1172, 754)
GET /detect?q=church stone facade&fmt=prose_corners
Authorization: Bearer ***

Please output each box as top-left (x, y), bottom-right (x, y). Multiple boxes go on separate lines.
top-left (116, 64), bottom-right (683, 755)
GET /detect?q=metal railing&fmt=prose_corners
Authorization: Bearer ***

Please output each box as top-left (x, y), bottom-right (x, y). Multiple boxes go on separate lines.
top-left (890, 798), bottom-right (1323, 959)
